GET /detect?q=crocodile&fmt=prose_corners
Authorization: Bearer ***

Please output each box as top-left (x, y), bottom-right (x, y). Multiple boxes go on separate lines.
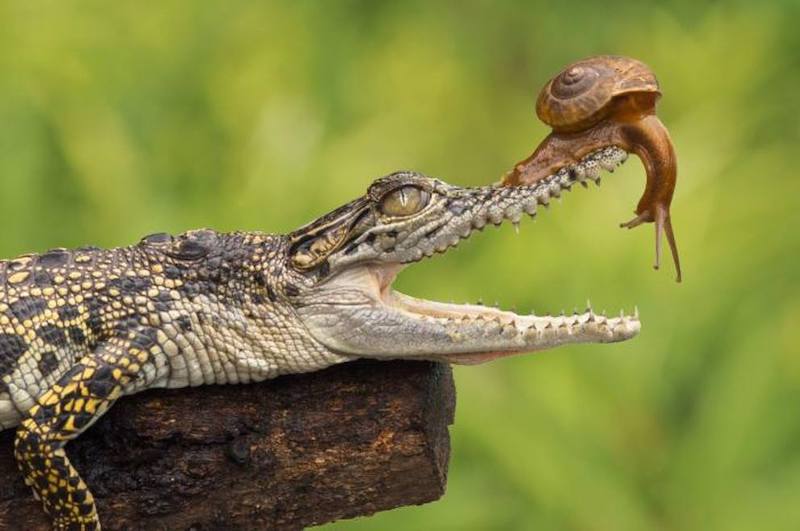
top-left (0, 145), bottom-right (639, 529)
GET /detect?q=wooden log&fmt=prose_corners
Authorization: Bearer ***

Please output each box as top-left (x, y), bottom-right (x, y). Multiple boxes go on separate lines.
top-left (0, 360), bottom-right (455, 530)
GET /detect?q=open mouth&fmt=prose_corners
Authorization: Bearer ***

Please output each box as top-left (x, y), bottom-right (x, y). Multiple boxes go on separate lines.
top-left (297, 56), bottom-right (675, 366)
top-left (368, 147), bottom-right (641, 364)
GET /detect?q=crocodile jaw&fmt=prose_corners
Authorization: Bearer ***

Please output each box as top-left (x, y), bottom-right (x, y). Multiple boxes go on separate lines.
top-left (295, 147), bottom-right (640, 364)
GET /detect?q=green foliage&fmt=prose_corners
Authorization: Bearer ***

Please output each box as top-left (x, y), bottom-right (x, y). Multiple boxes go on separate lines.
top-left (1, 1), bottom-right (798, 529)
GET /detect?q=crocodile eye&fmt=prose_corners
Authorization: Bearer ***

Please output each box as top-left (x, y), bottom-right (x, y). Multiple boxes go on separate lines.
top-left (380, 186), bottom-right (430, 217)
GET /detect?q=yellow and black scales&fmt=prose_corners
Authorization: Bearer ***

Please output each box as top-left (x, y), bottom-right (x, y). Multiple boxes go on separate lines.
top-left (0, 229), bottom-right (315, 530)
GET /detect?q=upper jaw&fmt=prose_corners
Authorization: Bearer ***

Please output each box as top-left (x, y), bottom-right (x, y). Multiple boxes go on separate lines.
top-left (326, 146), bottom-right (630, 273)
top-left (407, 146), bottom-right (631, 264)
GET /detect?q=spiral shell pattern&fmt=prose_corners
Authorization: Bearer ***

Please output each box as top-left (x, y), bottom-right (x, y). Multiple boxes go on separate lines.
top-left (536, 56), bottom-right (660, 133)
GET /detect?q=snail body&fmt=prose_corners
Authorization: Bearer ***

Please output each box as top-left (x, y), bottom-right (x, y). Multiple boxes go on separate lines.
top-left (505, 55), bottom-right (681, 281)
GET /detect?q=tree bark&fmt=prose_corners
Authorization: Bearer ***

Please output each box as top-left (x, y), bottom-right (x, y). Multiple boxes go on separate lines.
top-left (0, 360), bottom-right (455, 530)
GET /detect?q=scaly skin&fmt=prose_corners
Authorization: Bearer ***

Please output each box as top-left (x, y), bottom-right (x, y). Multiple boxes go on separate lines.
top-left (1, 146), bottom-right (639, 529)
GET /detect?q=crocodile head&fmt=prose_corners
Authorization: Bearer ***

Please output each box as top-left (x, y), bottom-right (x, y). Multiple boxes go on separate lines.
top-left (285, 146), bottom-right (639, 365)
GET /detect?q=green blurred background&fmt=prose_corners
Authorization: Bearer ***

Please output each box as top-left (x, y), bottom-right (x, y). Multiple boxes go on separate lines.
top-left (1, 1), bottom-right (799, 529)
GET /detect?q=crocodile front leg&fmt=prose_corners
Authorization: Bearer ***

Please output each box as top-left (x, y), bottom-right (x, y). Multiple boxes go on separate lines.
top-left (14, 330), bottom-right (162, 530)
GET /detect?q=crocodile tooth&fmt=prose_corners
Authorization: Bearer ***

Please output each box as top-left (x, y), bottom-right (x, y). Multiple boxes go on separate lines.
top-left (487, 208), bottom-right (504, 225)
top-left (523, 199), bottom-right (537, 215)
top-left (505, 205), bottom-right (523, 223)
top-left (600, 158), bottom-right (618, 171)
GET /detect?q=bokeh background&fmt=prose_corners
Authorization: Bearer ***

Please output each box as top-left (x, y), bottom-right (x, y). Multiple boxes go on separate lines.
top-left (1, 1), bottom-right (798, 530)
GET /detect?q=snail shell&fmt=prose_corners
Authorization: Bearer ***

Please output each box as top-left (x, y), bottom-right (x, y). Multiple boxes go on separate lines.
top-left (536, 56), bottom-right (660, 133)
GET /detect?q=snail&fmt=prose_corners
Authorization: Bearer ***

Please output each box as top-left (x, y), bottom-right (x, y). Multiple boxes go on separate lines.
top-left (504, 55), bottom-right (682, 282)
